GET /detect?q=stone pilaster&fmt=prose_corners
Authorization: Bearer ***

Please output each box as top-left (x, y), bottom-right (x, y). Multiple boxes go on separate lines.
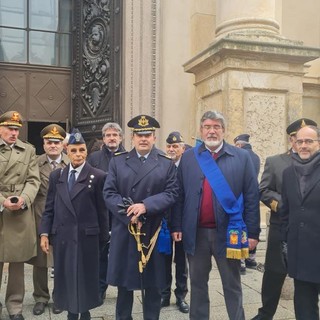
top-left (123, 0), bottom-right (161, 147)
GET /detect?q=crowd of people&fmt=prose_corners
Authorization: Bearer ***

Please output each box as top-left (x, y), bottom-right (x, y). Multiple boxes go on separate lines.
top-left (0, 109), bottom-right (319, 320)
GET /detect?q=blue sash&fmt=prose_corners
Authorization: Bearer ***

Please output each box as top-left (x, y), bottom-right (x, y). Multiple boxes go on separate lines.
top-left (194, 146), bottom-right (249, 259)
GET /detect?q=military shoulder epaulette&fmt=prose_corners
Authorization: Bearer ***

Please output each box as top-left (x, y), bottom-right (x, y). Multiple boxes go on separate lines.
top-left (114, 151), bottom-right (128, 156)
top-left (159, 153), bottom-right (172, 160)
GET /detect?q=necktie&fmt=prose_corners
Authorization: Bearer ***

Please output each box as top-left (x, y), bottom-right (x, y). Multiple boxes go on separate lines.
top-left (140, 156), bottom-right (146, 163)
top-left (51, 161), bottom-right (57, 170)
top-left (68, 170), bottom-right (77, 191)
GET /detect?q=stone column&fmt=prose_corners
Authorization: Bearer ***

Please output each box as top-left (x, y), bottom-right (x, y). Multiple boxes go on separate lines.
top-left (184, 0), bottom-right (320, 167)
top-left (216, 0), bottom-right (279, 37)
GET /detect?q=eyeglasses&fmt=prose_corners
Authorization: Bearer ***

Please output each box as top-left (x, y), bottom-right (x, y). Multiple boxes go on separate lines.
top-left (295, 139), bottom-right (320, 146)
top-left (201, 125), bottom-right (223, 131)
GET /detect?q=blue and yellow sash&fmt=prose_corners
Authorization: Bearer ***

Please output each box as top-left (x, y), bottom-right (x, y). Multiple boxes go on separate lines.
top-left (194, 146), bottom-right (249, 259)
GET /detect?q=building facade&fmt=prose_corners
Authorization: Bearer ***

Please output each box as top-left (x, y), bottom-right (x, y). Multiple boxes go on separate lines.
top-left (0, 0), bottom-right (319, 156)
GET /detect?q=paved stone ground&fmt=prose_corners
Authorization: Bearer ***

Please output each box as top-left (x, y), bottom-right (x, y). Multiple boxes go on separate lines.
top-left (0, 232), bottom-right (295, 319)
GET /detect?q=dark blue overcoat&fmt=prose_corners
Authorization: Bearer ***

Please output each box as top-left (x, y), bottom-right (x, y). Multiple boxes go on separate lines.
top-left (103, 147), bottom-right (179, 290)
top-left (40, 162), bottom-right (108, 313)
top-left (171, 142), bottom-right (260, 257)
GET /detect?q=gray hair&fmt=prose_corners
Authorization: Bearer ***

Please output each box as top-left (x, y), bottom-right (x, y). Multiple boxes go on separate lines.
top-left (101, 122), bottom-right (123, 137)
top-left (200, 111), bottom-right (226, 129)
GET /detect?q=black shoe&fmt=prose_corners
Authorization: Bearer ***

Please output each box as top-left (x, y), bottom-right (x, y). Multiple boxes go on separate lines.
top-left (245, 259), bottom-right (257, 269)
top-left (67, 312), bottom-right (78, 320)
top-left (176, 300), bottom-right (189, 313)
top-left (9, 315), bottom-right (24, 320)
top-left (52, 303), bottom-right (63, 314)
top-left (240, 265), bottom-right (246, 275)
top-left (80, 311), bottom-right (91, 320)
top-left (160, 298), bottom-right (170, 308)
top-left (33, 302), bottom-right (47, 315)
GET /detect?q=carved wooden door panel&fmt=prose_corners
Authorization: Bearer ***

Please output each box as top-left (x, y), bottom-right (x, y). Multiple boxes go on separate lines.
top-left (72, 0), bottom-right (122, 142)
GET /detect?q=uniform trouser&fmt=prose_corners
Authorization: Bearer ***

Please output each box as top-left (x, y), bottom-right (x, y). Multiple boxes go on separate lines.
top-left (188, 228), bottom-right (244, 320)
top-left (294, 278), bottom-right (320, 320)
top-left (116, 286), bottom-right (161, 320)
top-left (162, 240), bottom-right (188, 301)
top-left (0, 262), bottom-right (24, 315)
top-left (33, 266), bottom-right (50, 303)
top-left (257, 269), bottom-right (286, 319)
top-left (99, 241), bottom-right (110, 297)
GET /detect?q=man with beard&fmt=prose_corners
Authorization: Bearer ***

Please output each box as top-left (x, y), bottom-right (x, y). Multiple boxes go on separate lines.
top-left (280, 125), bottom-right (320, 320)
top-left (161, 132), bottom-right (189, 313)
top-left (171, 110), bottom-right (260, 320)
top-left (252, 117), bottom-right (317, 320)
top-left (87, 122), bottom-right (125, 300)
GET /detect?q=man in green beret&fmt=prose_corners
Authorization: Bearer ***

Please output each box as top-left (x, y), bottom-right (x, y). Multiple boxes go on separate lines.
top-left (27, 124), bottom-right (69, 316)
top-left (0, 111), bottom-right (40, 320)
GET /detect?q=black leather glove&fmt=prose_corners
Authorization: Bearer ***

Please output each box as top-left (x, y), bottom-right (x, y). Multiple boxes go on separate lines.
top-left (117, 197), bottom-right (134, 214)
top-left (281, 241), bottom-right (288, 269)
top-left (117, 197), bottom-right (146, 224)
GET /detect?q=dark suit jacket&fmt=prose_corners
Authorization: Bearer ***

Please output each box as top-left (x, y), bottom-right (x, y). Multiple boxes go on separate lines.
top-left (259, 151), bottom-right (292, 274)
top-left (87, 144), bottom-right (126, 172)
top-left (281, 154), bottom-right (320, 283)
top-left (40, 162), bottom-right (108, 313)
top-left (103, 147), bottom-right (179, 290)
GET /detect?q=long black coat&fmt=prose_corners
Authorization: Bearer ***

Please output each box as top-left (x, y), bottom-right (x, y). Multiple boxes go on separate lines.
top-left (259, 151), bottom-right (292, 274)
top-left (40, 162), bottom-right (108, 313)
top-left (103, 147), bottom-right (179, 290)
top-left (281, 155), bottom-right (320, 283)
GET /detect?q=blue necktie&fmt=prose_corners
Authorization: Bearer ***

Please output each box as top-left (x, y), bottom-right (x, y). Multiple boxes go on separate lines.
top-left (68, 170), bottom-right (77, 191)
top-left (140, 156), bottom-right (146, 163)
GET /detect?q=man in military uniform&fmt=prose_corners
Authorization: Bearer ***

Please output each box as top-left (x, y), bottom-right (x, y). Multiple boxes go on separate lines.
top-left (234, 133), bottom-right (261, 274)
top-left (103, 115), bottom-right (179, 320)
top-left (0, 111), bottom-right (40, 320)
top-left (252, 118), bottom-right (317, 320)
top-left (87, 122), bottom-right (126, 299)
top-left (28, 124), bottom-right (69, 316)
top-left (161, 131), bottom-right (189, 313)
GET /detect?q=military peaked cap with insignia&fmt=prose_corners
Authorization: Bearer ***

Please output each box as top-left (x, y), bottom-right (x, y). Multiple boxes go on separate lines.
top-left (127, 114), bottom-right (160, 134)
top-left (40, 124), bottom-right (66, 141)
top-left (234, 133), bottom-right (250, 143)
top-left (166, 131), bottom-right (184, 144)
top-left (0, 111), bottom-right (23, 128)
top-left (68, 128), bottom-right (86, 145)
top-left (286, 118), bottom-right (318, 136)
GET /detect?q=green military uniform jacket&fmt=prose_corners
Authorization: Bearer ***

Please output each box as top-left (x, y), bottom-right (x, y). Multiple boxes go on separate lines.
top-left (28, 152), bottom-right (69, 267)
top-left (0, 138), bottom-right (40, 262)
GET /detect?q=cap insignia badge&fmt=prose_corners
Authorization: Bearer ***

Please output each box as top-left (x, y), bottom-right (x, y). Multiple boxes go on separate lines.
top-left (138, 116), bottom-right (149, 127)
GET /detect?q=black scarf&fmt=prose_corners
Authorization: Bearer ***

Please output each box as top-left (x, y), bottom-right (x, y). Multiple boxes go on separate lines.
top-left (292, 152), bottom-right (320, 196)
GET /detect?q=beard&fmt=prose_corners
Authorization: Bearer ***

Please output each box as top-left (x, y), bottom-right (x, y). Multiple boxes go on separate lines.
top-left (204, 139), bottom-right (222, 148)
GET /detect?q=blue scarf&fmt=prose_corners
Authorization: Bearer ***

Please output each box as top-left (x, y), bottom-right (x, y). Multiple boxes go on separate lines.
top-left (194, 146), bottom-right (249, 260)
